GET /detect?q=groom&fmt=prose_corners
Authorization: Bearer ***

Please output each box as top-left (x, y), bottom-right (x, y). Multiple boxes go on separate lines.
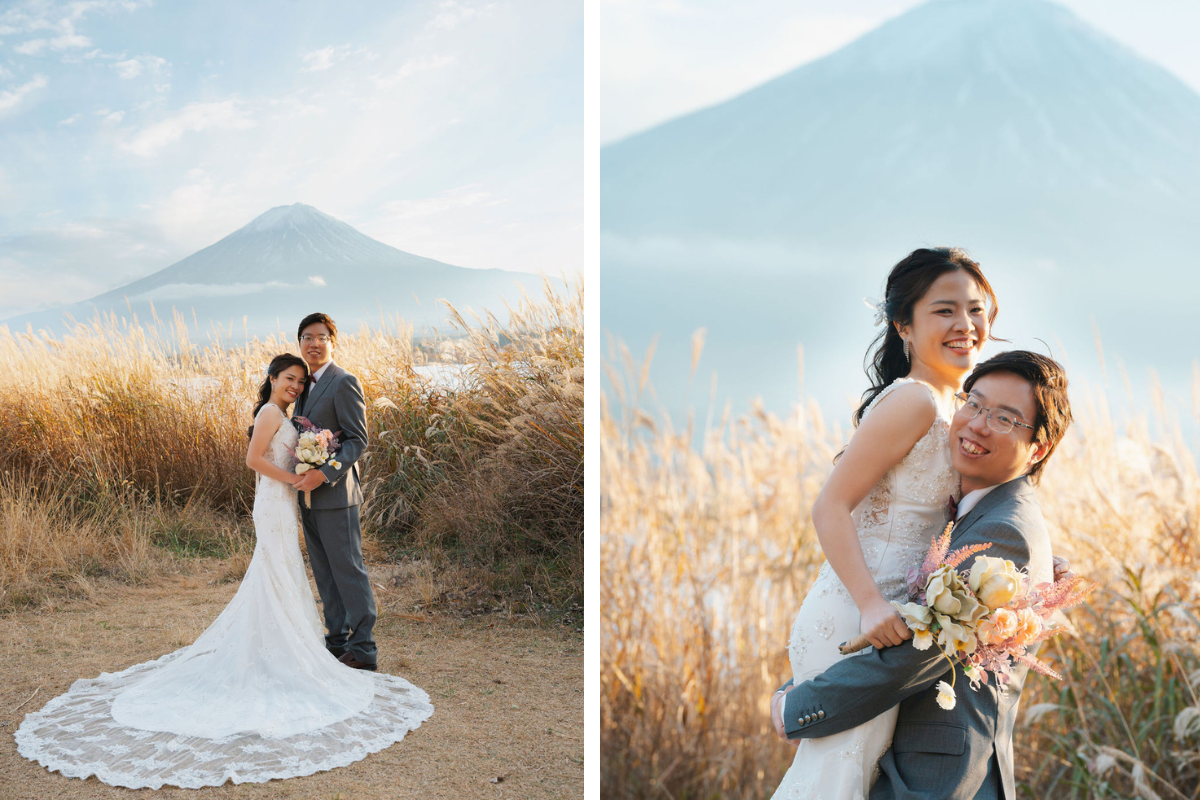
top-left (293, 312), bottom-right (378, 671)
top-left (771, 350), bottom-right (1073, 799)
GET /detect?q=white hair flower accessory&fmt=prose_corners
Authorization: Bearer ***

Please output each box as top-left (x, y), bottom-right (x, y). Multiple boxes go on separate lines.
top-left (863, 297), bottom-right (887, 327)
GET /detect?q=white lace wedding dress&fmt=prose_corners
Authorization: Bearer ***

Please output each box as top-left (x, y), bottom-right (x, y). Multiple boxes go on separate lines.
top-left (771, 379), bottom-right (958, 800)
top-left (15, 404), bottom-right (434, 789)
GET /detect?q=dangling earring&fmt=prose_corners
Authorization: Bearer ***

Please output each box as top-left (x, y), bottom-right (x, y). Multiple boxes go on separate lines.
top-left (903, 339), bottom-right (911, 363)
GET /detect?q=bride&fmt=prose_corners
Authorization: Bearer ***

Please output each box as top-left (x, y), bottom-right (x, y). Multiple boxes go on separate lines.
top-left (769, 248), bottom-right (996, 800)
top-left (16, 353), bottom-right (433, 790)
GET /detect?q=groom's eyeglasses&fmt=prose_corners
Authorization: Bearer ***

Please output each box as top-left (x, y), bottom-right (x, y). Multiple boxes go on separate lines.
top-left (300, 335), bottom-right (332, 344)
top-left (953, 392), bottom-right (1035, 435)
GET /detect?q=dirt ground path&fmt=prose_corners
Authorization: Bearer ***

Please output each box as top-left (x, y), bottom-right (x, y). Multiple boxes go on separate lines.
top-left (0, 561), bottom-right (582, 799)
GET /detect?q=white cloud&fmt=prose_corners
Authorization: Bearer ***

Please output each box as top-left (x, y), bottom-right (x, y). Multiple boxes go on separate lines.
top-left (14, 39), bottom-right (47, 55)
top-left (301, 44), bottom-right (372, 73)
top-left (302, 46), bottom-right (339, 72)
top-left (429, 0), bottom-right (495, 30)
top-left (379, 185), bottom-right (501, 219)
top-left (13, 31), bottom-right (90, 55)
top-left (58, 112), bottom-right (81, 125)
top-left (120, 100), bottom-right (256, 157)
top-left (112, 53), bottom-right (169, 82)
top-left (114, 58), bottom-right (142, 78)
top-left (374, 55), bottom-right (455, 87)
top-left (0, 0), bottom-right (146, 63)
top-left (308, 275), bottom-right (326, 286)
top-left (104, 110), bottom-right (124, 123)
top-left (0, 74), bottom-right (48, 114)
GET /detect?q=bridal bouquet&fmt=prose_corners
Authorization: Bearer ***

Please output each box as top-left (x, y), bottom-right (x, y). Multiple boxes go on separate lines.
top-left (291, 416), bottom-right (342, 508)
top-left (841, 523), bottom-right (1095, 710)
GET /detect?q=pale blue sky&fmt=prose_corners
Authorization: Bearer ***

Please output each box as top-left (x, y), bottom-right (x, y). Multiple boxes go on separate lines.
top-left (0, 0), bottom-right (581, 318)
top-left (602, 0), bottom-right (1200, 143)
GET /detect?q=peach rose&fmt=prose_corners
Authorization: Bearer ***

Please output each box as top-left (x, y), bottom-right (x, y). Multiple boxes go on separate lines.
top-left (1011, 608), bottom-right (1044, 647)
top-left (978, 608), bottom-right (1019, 645)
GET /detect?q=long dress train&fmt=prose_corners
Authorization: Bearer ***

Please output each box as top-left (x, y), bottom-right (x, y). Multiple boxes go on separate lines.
top-left (15, 404), bottom-right (434, 789)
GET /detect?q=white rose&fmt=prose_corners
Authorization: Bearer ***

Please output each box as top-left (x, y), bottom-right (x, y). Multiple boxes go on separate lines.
top-left (295, 464), bottom-right (312, 474)
top-left (935, 614), bottom-right (978, 656)
top-left (969, 556), bottom-right (1023, 610)
top-left (925, 567), bottom-right (987, 625)
top-left (893, 601), bottom-right (933, 631)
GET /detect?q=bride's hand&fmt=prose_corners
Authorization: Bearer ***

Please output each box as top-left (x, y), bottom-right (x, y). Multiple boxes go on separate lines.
top-left (861, 595), bottom-right (911, 649)
top-left (1052, 555), bottom-right (1073, 582)
top-left (289, 473), bottom-right (306, 489)
top-left (771, 687), bottom-right (798, 746)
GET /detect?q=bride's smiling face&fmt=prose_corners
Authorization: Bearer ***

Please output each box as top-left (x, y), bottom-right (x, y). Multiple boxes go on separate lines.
top-left (271, 365), bottom-right (307, 406)
top-left (896, 270), bottom-right (989, 385)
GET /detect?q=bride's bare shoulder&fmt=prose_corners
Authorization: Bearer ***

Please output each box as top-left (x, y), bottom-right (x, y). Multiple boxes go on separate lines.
top-left (256, 403), bottom-right (285, 420)
top-left (858, 381), bottom-right (938, 436)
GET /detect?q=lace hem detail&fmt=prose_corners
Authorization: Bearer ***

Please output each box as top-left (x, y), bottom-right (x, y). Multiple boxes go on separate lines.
top-left (15, 663), bottom-right (434, 789)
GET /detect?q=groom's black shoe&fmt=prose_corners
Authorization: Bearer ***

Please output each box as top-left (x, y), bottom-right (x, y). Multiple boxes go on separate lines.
top-left (327, 645), bottom-right (349, 659)
top-left (338, 651), bottom-right (378, 672)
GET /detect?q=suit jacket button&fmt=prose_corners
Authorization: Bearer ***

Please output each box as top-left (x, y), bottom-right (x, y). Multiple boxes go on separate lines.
top-left (804, 715), bottom-right (811, 724)
top-left (818, 710), bottom-right (825, 719)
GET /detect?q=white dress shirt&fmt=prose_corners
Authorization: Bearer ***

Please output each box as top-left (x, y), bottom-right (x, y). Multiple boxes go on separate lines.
top-left (956, 485), bottom-right (998, 521)
top-left (310, 360), bottom-right (334, 383)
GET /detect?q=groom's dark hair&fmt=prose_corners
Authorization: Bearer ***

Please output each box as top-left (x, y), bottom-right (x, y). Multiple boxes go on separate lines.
top-left (963, 350), bottom-right (1072, 484)
top-left (297, 312), bottom-right (338, 343)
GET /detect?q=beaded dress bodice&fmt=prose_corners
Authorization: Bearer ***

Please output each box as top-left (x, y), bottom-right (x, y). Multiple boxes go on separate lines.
top-left (845, 378), bottom-right (959, 601)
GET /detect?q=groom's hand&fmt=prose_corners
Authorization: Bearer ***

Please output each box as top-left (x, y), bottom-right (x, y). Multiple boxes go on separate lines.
top-left (771, 686), bottom-right (798, 746)
top-left (295, 470), bottom-right (329, 492)
top-left (1052, 555), bottom-right (1074, 582)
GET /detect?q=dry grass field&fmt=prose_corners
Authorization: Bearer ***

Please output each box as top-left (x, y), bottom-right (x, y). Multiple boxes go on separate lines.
top-left (601, 344), bottom-right (1200, 799)
top-left (0, 278), bottom-right (583, 613)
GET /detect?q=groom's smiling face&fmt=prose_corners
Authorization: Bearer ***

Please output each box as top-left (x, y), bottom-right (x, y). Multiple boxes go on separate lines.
top-left (950, 371), bottom-right (1050, 493)
top-left (300, 322), bottom-right (335, 371)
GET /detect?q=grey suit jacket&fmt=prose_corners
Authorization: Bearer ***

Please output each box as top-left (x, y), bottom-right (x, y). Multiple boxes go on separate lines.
top-left (294, 362), bottom-right (367, 509)
top-left (780, 476), bottom-right (1052, 800)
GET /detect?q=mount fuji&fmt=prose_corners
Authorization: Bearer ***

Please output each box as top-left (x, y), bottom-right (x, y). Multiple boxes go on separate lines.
top-left (4, 204), bottom-right (547, 338)
top-left (602, 0), bottom-right (1200, 421)
top-left (603, 0), bottom-right (1200, 259)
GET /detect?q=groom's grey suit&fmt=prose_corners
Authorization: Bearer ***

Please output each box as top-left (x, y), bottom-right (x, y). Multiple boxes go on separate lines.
top-left (779, 476), bottom-right (1052, 800)
top-left (295, 361), bottom-right (377, 665)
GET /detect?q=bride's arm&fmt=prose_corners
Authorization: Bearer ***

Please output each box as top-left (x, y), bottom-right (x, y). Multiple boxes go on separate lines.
top-left (246, 408), bottom-right (304, 486)
top-left (811, 383), bottom-right (938, 650)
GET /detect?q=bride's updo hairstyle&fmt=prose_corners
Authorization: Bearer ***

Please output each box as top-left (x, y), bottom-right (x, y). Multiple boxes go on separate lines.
top-left (247, 353), bottom-right (310, 439)
top-left (854, 247), bottom-right (998, 426)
